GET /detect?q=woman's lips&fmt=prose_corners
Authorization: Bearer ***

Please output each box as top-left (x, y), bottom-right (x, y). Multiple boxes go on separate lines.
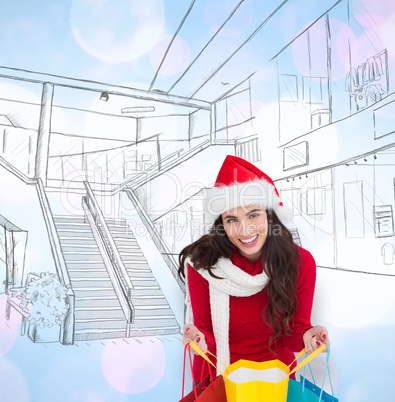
top-left (238, 234), bottom-right (259, 248)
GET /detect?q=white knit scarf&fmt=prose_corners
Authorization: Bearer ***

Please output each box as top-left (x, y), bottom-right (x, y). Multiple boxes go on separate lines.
top-left (184, 256), bottom-right (269, 374)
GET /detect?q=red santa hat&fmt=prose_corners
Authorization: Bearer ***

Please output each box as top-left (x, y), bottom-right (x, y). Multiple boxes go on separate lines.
top-left (204, 155), bottom-right (293, 227)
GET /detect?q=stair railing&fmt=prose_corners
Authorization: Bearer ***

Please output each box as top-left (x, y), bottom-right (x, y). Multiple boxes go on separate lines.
top-left (82, 181), bottom-right (134, 331)
top-left (115, 139), bottom-right (211, 292)
top-left (124, 188), bottom-right (185, 291)
top-left (36, 178), bottom-right (75, 345)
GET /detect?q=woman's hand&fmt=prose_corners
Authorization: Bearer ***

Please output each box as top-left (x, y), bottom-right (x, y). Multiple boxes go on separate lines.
top-left (183, 324), bottom-right (207, 354)
top-left (303, 325), bottom-right (330, 355)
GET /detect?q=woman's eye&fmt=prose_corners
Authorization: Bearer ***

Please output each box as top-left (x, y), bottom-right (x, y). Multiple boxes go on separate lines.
top-left (249, 213), bottom-right (259, 219)
top-left (227, 219), bottom-right (237, 223)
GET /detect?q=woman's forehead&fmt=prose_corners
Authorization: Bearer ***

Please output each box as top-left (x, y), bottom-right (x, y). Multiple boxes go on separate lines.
top-left (222, 205), bottom-right (265, 217)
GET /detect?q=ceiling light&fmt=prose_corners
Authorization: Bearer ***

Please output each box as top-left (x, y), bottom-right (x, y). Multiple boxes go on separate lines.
top-left (121, 106), bottom-right (155, 114)
top-left (100, 92), bottom-right (109, 102)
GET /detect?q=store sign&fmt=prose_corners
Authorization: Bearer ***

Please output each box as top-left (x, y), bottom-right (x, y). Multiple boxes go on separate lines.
top-left (374, 205), bottom-right (394, 238)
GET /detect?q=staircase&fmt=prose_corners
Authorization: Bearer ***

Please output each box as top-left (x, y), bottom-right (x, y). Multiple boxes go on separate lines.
top-left (54, 215), bottom-right (180, 341)
top-left (104, 219), bottom-right (180, 337)
top-left (54, 215), bottom-right (128, 341)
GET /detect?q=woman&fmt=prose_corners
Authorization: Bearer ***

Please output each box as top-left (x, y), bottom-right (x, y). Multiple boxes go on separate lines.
top-left (178, 155), bottom-right (330, 379)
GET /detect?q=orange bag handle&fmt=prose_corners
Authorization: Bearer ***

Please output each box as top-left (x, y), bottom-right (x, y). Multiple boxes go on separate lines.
top-left (189, 341), bottom-right (226, 376)
top-left (182, 343), bottom-right (216, 399)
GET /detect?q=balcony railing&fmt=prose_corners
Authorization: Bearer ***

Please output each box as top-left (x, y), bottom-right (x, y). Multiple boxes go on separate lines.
top-left (0, 155), bottom-right (75, 345)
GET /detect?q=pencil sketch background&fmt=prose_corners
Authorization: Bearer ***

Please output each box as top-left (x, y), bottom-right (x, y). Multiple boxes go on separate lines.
top-left (0, 0), bottom-right (394, 400)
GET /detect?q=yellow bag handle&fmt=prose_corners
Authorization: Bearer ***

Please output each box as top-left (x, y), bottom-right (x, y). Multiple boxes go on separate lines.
top-left (189, 341), bottom-right (327, 378)
top-left (289, 344), bottom-right (327, 376)
top-left (189, 341), bottom-right (226, 376)
top-left (290, 348), bottom-right (307, 366)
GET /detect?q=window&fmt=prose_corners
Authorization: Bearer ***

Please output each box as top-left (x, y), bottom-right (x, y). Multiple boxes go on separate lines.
top-left (235, 136), bottom-right (261, 163)
top-left (283, 141), bottom-right (309, 171)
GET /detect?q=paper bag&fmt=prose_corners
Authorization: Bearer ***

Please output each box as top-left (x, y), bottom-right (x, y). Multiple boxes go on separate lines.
top-left (189, 341), bottom-right (327, 402)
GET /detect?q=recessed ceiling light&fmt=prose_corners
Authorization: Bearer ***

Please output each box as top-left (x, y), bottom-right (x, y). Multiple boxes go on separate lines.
top-left (121, 106), bottom-right (155, 114)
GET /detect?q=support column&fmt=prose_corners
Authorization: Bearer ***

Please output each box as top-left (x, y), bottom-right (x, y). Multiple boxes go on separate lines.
top-left (210, 103), bottom-right (216, 145)
top-left (35, 82), bottom-right (54, 185)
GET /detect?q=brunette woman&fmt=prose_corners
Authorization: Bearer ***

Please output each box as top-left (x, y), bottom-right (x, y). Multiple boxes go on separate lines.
top-left (178, 155), bottom-right (330, 378)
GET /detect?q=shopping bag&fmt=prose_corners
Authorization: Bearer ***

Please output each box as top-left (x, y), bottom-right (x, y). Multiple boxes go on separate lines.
top-left (288, 379), bottom-right (321, 402)
top-left (189, 341), bottom-right (327, 402)
top-left (180, 374), bottom-right (226, 402)
top-left (288, 375), bottom-right (338, 402)
top-left (299, 377), bottom-right (338, 402)
top-left (287, 346), bottom-right (338, 402)
top-left (224, 358), bottom-right (290, 402)
top-left (180, 343), bottom-right (227, 402)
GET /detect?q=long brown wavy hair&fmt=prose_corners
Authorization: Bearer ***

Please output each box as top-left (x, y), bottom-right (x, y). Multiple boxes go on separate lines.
top-left (178, 209), bottom-right (300, 351)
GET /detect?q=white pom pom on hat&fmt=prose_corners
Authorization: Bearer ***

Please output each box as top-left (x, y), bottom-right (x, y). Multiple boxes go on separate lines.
top-left (203, 155), bottom-right (293, 228)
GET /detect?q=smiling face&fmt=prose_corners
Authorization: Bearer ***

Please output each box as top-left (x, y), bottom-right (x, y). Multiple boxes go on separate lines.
top-left (221, 205), bottom-right (268, 262)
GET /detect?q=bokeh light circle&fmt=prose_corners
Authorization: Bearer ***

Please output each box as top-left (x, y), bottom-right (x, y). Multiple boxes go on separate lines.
top-left (71, 0), bottom-right (165, 63)
top-left (102, 337), bottom-right (166, 394)
top-left (352, 0), bottom-right (395, 21)
top-left (350, 1), bottom-right (395, 63)
top-left (149, 34), bottom-right (191, 76)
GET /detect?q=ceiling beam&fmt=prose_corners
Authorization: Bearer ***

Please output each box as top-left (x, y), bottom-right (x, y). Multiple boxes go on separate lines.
top-left (0, 66), bottom-right (211, 110)
top-left (149, 0), bottom-right (197, 91)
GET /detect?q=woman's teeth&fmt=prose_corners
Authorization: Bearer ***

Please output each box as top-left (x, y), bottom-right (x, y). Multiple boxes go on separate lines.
top-left (239, 235), bottom-right (258, 244)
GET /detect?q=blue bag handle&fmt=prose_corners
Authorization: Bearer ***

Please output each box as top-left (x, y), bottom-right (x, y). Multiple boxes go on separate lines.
top-left (301, 345), bottom-right (335, 401)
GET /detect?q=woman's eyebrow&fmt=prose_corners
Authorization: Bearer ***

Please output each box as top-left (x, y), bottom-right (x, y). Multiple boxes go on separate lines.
top-left (223, 209), bottom-right (262, 220)
top-left (246, 209), bottom-right (262, 215)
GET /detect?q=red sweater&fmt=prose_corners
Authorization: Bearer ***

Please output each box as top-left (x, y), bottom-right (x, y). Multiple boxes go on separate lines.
top-left (187, 245), bottom-right (316, 380)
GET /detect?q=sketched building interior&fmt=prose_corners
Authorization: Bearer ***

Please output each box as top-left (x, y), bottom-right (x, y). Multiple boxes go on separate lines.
top-left (1, 0), bottom-right (395, 345)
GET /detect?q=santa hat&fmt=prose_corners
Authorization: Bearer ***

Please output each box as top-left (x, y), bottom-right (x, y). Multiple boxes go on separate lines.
top-left (204, 155), bottom-right (293, 227)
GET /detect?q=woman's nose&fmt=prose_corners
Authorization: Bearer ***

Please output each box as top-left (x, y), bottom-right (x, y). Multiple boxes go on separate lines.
top-left (236, 220), bottom-right (255, 236)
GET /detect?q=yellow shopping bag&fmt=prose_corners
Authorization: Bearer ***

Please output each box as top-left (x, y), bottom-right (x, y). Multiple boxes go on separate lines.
top-left (189, 341), bottom-right (327, 402)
